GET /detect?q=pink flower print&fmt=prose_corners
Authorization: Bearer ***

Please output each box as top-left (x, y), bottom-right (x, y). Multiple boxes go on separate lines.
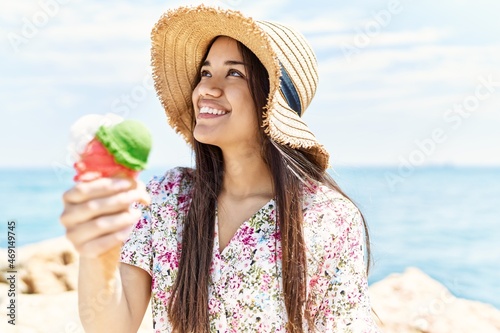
top-left (262, 273), bottom-right (271, 285)
top-left (230, 315), bottom-right (241, 329)
top-left (164, 181), bottom-right (177, 193)
top-left (258, 321), bottom-right (271, 332)
top-left (304, 182), bottom-right (319, 195)
top-left (240, 225), bottom-right (256, 247)
top-left (228, 277), bottom-right (241, 291)
top-left (267, 243), bottom-right (282, 263)
top-left (149, 181), bottom-right (161, 196)
top-left (140, 240), bottom-right (152, 254)
top-left (177, 194), bottom-right (190, 210)
top-left (154, 242), bottom-right (167, 257)
top-left (309, 274), bottom-right (319, 289)
top-left (158, 205), bottom-right (178, 220)
top-left (158, 250), bottom-right (172, 266)
top-left (135, 217), bottom-right (146, 230)
top-left (156, 289), bottom-right (167, 305)
top-left (208, 297), bottom-right (221, 315)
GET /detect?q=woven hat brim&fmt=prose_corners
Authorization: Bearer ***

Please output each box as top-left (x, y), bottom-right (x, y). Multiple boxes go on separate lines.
top-left (268, 93), bottom-right (330, 169)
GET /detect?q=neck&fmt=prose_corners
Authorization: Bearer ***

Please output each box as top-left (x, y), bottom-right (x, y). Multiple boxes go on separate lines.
top-left (221, 148), bottom-right (273, 199)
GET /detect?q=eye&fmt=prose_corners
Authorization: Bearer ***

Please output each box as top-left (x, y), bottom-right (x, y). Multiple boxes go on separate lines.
top-left (228, 69), bottom-right (244, 78)
top-left (200, 69), bottom-right (211, 77)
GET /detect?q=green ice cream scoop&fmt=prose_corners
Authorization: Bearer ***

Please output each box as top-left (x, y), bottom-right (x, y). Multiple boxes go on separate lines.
top-left (95, 120), bottom-right (152, 171)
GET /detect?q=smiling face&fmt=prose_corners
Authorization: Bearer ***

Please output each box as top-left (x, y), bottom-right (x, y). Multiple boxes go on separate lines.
top-left (192, 36), bottom-right (260, 152)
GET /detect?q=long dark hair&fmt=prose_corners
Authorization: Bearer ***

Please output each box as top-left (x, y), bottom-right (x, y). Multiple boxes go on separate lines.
top-left (167, 37), bottom-right (371, 333)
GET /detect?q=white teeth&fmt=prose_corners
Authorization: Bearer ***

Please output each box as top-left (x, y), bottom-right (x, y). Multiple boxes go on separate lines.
top-left (199, 106), bottom-right (227, 115)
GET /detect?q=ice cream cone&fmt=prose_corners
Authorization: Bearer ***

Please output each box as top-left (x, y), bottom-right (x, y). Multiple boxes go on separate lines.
top-left (72, 118), bottom-right (152, 289)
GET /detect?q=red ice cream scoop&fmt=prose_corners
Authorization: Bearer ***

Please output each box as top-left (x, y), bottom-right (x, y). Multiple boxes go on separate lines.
top-left (73, 119), bottom-right (152, 181)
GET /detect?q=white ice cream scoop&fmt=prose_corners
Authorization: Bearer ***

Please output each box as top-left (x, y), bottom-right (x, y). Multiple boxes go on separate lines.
top-left (67, 113), bottom-right (123, 162)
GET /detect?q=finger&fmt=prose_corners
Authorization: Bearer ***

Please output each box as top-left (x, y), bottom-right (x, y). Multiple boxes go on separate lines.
top-left (63, 177), bottom-right (136, 204)
top-left (76, 224), bottom-right (135, 258)
top-left (61, 187), bottom-right (146, 227)
top-left (66, 208), bottom-right (141, 249)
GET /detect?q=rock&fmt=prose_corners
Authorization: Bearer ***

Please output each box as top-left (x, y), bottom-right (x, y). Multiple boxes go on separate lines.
top-left (370, 267), bottom-right (500, 333)
top-left (0, 237), bottom-right (78, 294)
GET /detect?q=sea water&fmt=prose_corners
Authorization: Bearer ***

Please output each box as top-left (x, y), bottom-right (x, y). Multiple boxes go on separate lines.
top-left (1, 166), bottom-right (498, 308)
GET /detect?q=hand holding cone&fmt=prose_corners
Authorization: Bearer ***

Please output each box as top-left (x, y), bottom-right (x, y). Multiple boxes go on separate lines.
top-left (72, 117), bottom-right (152, 286)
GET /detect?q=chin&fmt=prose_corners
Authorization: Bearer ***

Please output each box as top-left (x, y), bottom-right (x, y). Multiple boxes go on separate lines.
top-left (193, 131), bottom-right (219, 147)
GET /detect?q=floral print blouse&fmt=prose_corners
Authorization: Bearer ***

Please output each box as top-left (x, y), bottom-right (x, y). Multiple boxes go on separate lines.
top-left (120, 167), bottom-right (380, 332)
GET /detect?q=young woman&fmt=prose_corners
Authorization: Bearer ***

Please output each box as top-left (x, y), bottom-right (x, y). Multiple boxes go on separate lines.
top-left (61, 5), bottom-right (380, 333)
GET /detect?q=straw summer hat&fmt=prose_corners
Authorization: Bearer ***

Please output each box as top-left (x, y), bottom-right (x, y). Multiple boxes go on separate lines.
top-left (151, 5), bottom-right (330, 170)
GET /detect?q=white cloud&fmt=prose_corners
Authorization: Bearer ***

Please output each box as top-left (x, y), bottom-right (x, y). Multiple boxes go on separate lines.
top-left (0, 1), bottom-right (43, 25)
top-left (233, 0), bottom-right (291, 19)
top-left (310, 28), bottom-right (451, 51)
top-left (281, 17), bottom-right (350, 34)
top-left (319, 44), bottom-right (500, 84)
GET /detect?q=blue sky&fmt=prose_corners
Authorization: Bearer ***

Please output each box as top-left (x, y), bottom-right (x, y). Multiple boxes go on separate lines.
top-left (1, 0), bottom-right (499, 171)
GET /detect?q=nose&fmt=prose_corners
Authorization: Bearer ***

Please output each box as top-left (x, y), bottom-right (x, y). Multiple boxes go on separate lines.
top-left (196, 77), bottom-right (223, 98)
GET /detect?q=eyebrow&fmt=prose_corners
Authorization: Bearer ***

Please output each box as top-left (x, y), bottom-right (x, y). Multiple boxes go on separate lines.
top-left (202, 60), bottom-right (247, 67)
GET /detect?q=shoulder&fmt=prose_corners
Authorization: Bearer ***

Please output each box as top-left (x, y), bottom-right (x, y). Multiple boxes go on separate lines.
top-left (145, 167), bottom-right (195, 199)
top-left (303, 182), bottom-right (361, 223)
top-left (302, 182), bottom-right (367, 279)
top-left (302, 182), bottom-right (364, 253)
